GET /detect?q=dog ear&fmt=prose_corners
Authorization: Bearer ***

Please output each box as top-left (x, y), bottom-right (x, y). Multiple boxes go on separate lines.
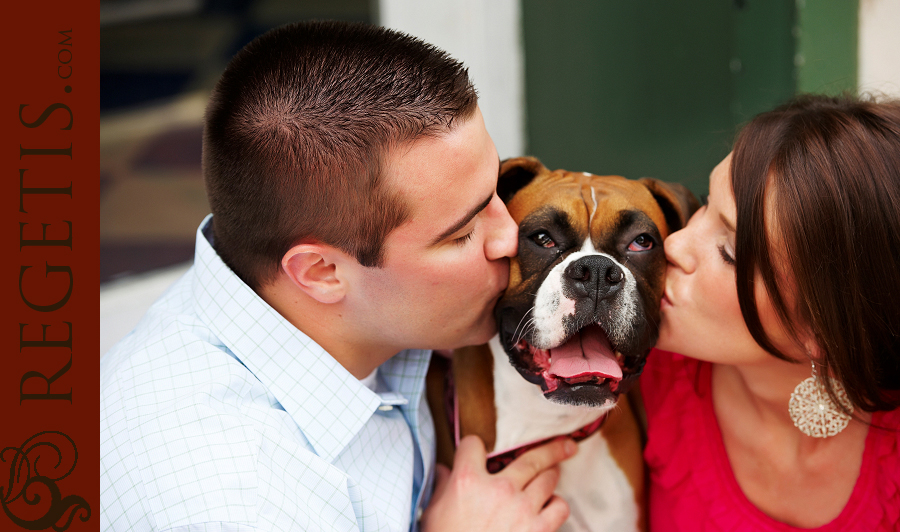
top-left (639, 178), bottom-right (700, 235)
top-left (498, 156), bottom-right (548, 204)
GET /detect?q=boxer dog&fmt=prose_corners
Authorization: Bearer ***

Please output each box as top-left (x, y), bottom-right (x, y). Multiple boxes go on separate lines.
top-left (428, 156), bottom-right (698, 532)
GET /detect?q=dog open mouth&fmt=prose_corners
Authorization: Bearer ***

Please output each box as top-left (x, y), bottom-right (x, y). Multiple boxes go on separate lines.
top-left (511, 324), bottom-right (630, 405)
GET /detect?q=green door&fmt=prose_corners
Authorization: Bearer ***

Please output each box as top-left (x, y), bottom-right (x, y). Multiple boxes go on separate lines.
top-left (522, 0), bottom-right (857, 196)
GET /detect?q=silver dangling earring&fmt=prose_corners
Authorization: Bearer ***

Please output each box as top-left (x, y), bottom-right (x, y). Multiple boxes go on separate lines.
top-left (788, 361), bottom-right (853, 438)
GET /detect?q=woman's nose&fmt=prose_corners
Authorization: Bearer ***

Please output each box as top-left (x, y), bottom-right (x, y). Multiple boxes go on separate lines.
top-left (664, 211), bottom-right (699, 274)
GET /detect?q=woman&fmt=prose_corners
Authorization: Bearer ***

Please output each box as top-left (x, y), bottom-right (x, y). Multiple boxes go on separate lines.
top-left (641, 94), bottom-right (900, 531)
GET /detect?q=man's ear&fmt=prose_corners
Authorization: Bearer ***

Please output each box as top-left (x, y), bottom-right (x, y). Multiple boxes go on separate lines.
top-left (280, 244), bottom-right (347, 304)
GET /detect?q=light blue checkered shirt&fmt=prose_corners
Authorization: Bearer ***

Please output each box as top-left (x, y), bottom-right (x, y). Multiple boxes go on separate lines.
top-left (101, 216), bottom-right (435, 532)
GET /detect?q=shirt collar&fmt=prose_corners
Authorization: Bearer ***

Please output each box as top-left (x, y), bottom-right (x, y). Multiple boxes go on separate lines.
top-left (190, 215), bottom-right (428, 463)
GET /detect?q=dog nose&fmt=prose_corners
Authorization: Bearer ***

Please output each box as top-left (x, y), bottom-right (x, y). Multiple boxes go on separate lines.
top-left (565, 255), bottom-right (624, 299)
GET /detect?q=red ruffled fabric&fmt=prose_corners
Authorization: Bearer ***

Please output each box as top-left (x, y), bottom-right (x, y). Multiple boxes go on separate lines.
top-left (641, 348), bottom-right (900, 532)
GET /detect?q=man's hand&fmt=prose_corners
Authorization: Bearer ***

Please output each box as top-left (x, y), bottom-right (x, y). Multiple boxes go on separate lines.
top-left (421, 435), bottom-right (576, 532)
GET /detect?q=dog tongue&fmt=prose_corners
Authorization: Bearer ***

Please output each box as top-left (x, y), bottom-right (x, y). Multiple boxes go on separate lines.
top-left (549, 326), bottom-right (622, 381)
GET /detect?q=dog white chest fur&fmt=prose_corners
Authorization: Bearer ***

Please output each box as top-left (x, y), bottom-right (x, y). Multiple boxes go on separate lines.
top-left (489, 335), bottom-right (639, 532)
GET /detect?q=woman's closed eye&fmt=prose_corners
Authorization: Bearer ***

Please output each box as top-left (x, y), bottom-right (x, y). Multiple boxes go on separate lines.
top-left (717, 244), bottom-right (735, 266)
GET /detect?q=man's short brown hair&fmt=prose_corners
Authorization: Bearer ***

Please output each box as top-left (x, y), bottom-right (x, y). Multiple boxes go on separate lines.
top-left (203, 21), bottom-right (478, 289)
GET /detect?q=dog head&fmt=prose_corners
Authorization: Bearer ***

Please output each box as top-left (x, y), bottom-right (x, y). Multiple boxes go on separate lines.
top-left (495, 156), bottom-right (698, 408)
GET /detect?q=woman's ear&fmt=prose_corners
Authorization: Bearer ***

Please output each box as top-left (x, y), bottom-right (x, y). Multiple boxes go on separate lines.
top-left (281, 244), bottom-right (347, 304)
top-left (800, 333), bottom-right (825, 364)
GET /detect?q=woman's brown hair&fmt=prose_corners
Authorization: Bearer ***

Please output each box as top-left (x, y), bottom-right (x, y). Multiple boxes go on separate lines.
top-left (731, 94), bottom-right (900, 412)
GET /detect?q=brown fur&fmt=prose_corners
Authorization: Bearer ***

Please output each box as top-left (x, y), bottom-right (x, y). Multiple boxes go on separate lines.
top-left (427, 345), bottom-right (497, 468)
top-left (425, 355), bottom-right (455, 468)
top-left (601, 395), bottom-right (647, 531)
top-left (453, 344), bottom-right (498, 455)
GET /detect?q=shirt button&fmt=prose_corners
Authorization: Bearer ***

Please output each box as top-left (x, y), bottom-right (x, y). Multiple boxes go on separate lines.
top-left (378, 405), bottom-right (394, 411)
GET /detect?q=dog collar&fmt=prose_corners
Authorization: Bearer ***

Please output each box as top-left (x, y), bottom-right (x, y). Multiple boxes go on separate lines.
top-left (444, 366), bottom-right (608, 474)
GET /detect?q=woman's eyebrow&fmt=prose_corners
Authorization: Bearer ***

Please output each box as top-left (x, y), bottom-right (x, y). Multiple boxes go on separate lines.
top-left (720, 212), bottom-right (736, 233)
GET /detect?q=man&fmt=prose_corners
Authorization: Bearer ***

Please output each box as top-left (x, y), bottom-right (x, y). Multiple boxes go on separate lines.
top-left (101, 21), bottom-right (574, 532)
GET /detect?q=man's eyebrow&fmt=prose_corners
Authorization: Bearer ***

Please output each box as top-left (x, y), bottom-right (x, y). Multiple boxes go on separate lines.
top-left (720, 212), bottom-right (736, 233)
top-left (430, 193), bottom-right (494, 246)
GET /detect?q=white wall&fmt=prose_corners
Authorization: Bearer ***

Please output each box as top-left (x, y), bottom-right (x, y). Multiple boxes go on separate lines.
top-left (859, 0), bottom-right (900, 98)
top-left (100, 263), bottom-right (191, 356)
top-left (378, 0), bottom-right (526, 159)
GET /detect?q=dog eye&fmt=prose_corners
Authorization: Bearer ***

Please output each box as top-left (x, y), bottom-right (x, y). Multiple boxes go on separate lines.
top-left (530, 231), bottom-right (556, 248)
top-left (627, 234), bottom-right (654, 251)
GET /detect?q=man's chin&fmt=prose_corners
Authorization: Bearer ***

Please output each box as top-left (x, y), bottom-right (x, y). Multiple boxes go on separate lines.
top-left (467, 330), bottom-right (497, 348)
top-left (449, 320), bottom-right (497, 351)
top-left (473, 315), bottom-right (500, 343)
top-left (428, 311), bottom-right (498, 352)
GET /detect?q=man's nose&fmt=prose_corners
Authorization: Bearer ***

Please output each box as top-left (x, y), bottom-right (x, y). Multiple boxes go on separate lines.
top-left (485, 194), bottom-right (518, 260)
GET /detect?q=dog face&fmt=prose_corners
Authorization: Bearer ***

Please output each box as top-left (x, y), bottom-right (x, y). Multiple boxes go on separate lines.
top-left (495, 157), bottom-right (698, 408)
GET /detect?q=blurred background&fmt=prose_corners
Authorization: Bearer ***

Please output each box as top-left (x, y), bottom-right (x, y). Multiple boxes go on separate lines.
top-left (100, 0), bottom-right (900, 354)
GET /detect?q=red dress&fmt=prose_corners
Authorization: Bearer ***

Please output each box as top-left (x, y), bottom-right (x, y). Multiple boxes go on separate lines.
top-left (640, 349), bottom-right (900, 531)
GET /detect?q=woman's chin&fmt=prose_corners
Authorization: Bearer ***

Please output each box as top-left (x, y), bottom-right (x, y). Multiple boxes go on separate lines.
top-left (654, 318), bottom-right (685, 354)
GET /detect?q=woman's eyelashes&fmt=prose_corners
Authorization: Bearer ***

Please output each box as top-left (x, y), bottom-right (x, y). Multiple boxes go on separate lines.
top-left (717, 244), bottom-right (736, 266)
top-left (699, 193), bottom-right (734, 266)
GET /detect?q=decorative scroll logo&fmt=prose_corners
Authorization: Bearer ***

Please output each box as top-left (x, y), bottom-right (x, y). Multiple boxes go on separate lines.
top-left (1, 431), bottom-right (90, 530)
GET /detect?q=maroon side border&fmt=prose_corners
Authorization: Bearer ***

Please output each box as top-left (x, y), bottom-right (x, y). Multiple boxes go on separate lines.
top-left (1, 2), bottom-right (100, 531)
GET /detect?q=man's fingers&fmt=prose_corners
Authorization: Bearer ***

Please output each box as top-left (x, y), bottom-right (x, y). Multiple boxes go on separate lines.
top-left (423, 435), bottom-right (574, 532)
top-left (534, 495), bottom-right (570, 532)
top-left (498, 438), bottom-right (576, 490)
top-left (522, 466), bottom-right (561, 513)
top-left (431, 463), bottom-right (451, 500)
top-left (454, 435), bottom-right (488, 465)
